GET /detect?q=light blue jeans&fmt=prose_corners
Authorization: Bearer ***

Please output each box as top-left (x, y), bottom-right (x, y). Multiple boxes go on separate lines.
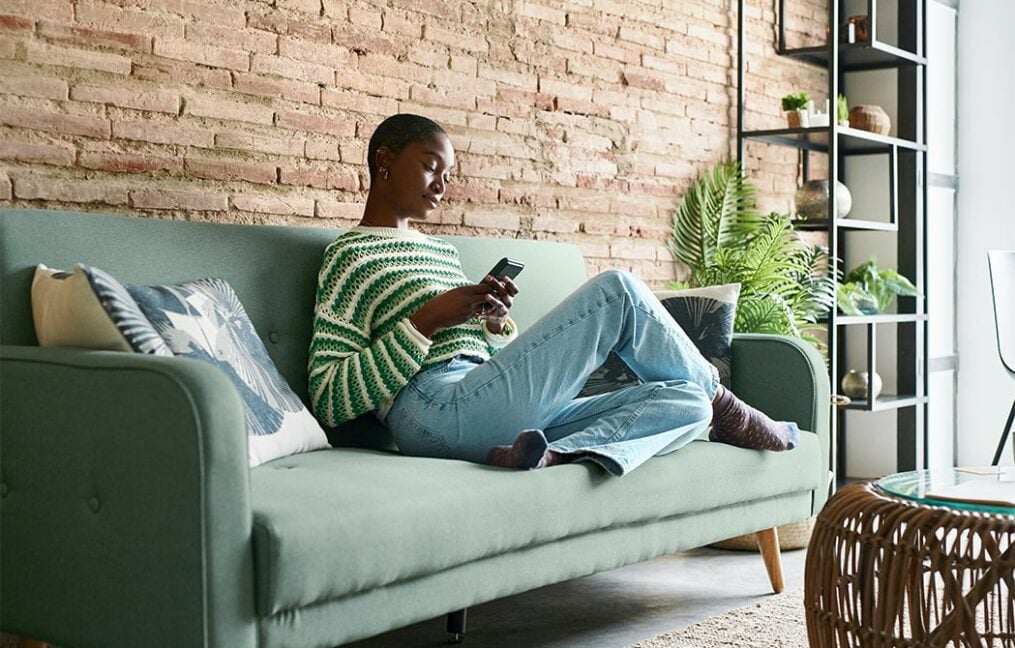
top-left (385, 270), bottom-right (720, 476)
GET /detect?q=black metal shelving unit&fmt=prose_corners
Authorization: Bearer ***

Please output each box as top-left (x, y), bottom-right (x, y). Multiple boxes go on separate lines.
top-left (736, 0), bottom-right (929, 480)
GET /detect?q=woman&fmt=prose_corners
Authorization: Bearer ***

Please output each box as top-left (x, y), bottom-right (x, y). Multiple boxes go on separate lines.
top-left (308, 114), bottom-right (798, 476)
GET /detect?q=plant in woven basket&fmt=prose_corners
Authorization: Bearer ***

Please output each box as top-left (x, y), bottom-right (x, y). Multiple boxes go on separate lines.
top-left (668, 161), bottom-right (838, 349)
top-left (782, 92), bottom-right (810, 128)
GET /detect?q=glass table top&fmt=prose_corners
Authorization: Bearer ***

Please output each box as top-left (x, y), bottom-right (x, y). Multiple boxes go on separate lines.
top-left (877, 468), bottom-right (1015, 516)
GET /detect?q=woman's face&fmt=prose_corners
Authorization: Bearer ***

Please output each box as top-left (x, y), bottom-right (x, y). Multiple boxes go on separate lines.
top-left (377, 133), bottom-right (455, 221)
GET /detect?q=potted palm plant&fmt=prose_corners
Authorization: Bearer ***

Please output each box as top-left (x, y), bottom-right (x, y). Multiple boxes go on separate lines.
top-left (668, 161), bottom-right (837, 349)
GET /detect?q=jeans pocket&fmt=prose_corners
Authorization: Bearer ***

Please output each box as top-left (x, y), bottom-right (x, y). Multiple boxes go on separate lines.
top-left (387, 403), bottom-right (452, 459)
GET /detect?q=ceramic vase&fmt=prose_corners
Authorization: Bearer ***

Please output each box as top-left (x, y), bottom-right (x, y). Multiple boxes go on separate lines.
top-left (841, 370), bottom-right (883, 400)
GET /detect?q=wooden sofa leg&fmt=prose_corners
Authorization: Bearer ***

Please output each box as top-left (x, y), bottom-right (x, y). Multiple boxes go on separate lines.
top-left (446, 608), bottom-right (467, 644)
top-left (755, 527), bottom-right (785, 593)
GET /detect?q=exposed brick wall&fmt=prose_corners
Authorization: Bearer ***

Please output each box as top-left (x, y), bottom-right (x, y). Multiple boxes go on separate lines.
top-left (0, 0), bottom-right (824, 282)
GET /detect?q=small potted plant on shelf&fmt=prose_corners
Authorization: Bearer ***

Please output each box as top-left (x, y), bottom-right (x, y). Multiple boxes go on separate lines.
top-left (837, 257), bottom-right (919, 315)
top-left (782, 92), bottom-right (810, 128)
top-left (837, 94), bottom-right (849, 126)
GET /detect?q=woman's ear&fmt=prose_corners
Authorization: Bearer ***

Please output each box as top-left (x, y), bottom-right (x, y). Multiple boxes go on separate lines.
top-left (375, 146), bottom-right (394, 174)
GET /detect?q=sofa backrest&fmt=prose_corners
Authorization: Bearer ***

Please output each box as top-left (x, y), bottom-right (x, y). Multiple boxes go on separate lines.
top-left (1, 209), bottom-right (588, 404)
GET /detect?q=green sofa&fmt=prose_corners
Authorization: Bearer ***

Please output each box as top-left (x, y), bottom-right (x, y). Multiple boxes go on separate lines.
top-left (0, 209), bottom-right (830, 648)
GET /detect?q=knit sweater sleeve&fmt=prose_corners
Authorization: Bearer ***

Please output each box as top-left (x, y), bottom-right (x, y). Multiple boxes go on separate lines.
top-left (307, 243), bottom-right (432, 427)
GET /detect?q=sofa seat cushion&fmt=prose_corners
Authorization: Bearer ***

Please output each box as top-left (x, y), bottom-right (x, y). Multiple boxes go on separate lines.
top-left (250, 432), bottom-right (822, 616)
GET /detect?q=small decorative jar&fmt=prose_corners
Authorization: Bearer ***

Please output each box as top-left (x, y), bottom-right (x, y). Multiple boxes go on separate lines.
top-left (786, 109), bottom-right (809, 129)
top-left (794, 180), bottom-right (852, 220)
top-left (841, 370), bottom-right (883, 400)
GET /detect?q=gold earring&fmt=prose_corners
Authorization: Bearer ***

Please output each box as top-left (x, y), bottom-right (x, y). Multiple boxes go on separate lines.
top-left (382, 168), bottom-right (390, 180)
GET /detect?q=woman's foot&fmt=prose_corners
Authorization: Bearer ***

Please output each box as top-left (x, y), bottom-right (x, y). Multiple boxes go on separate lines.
top-left (487, 429), bottom-right (550, 469)
top-left (710, 385), bottom-right (799, 451)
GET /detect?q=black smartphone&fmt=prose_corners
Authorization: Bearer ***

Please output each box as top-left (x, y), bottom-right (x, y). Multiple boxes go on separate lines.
top-left (487, 257), bottom-right (524, 280)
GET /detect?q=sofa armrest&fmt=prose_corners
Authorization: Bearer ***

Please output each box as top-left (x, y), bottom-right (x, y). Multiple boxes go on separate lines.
top-left (0, 346), bottom-right (256, 648)
top-left (730, 334), bottom-right (831, 513)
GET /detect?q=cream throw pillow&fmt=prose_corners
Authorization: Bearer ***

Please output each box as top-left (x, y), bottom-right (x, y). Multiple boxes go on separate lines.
top-left (32, 264), bottom-right (134, 351)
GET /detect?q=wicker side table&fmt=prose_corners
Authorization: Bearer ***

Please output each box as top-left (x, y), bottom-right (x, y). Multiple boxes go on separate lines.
top-left (804, 476), bottom-right (1014, 647)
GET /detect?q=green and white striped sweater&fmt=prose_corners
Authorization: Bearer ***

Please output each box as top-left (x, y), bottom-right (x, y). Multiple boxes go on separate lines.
top-left (308, 227), bottom-right (515, 427)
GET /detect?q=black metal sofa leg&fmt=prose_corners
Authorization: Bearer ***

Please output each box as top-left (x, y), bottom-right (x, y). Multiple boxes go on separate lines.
top-left (447, 608), bottom-right (467, 644)
top-left (992, 399), bottom-right (1015, 465)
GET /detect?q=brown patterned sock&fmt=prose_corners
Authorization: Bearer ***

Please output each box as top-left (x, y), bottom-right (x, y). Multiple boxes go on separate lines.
top-left (487, 429), bottom-right (550, 469)
top-left (709, 385), bottom-right (799, 451)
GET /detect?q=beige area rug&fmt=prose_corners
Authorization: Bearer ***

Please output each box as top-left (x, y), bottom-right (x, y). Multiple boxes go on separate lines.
top-left (628, 588), bottom-right (808, 648)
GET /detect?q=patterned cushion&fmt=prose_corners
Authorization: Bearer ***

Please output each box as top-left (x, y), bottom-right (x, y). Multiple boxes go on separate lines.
top-left (31, 263), bottom-right (172, 356)
top-left (578, 283), bottom-right (740, 397)
top-left (127, 277), bottom-right (330, 467)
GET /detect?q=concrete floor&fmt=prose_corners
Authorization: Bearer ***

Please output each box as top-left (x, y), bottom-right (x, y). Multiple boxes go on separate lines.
top-left (346, 546), bottom-right (807, 648)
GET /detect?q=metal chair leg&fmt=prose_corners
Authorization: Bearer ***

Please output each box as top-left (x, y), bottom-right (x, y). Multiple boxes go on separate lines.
top-left (446, 608), bottom-right (467, 644)
top-left (991, 399), bottom-right (1015, 466)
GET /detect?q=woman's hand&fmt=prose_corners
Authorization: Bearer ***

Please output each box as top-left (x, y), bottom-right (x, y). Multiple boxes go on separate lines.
top-left (478, 275), bottom-right (519, 334)
top-left (410, 284), bottom-right (504, 339)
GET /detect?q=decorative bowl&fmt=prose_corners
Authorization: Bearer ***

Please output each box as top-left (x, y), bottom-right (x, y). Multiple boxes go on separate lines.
top-left (794, 179), bottom-right (852, 220)
top-left (841, 370), bottom-right (883, 400)
top-left (848, 105), bottom-right (891, 135)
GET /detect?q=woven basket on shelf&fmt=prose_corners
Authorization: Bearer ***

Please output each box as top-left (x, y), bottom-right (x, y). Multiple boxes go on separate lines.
top-left (710, 516), bottom-right (815, 551)
top-left (848, 105), bottom-right (891, 135)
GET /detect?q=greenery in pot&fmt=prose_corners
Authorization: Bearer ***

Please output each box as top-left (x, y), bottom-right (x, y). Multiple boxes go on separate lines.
top-left (837, 94), bottom-right (849, 124)
top-left (837, 257), bottom-right (919, 315)
top-left (781, 92), bottom-right (810, 112)
top-left (668, 161), bottom-right (838, 348)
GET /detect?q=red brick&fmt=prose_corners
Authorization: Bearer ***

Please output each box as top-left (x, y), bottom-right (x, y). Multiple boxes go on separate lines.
top-left (408, 85), bottom-right (477, 111)
top-left (618, 25), bottom-right (664, 49)
top-left (348, 6), bottom-right (382, 29)
top-left (0, 75), bottom-right (68, 100)
top-left (288, 19), bottom-right (332, 43)
top-left (186, 23), bottom-right (277, 55)
top-left (321, 0), bottom-right (345, 18)
top-left (423, 23), bottom-right (488, 53)
top-left (76, 1), bottom-right (184, 39)
top-left (0, 139), bottom-right (75, 166)
top-left (623, 71), bottom-right (666, 91)
top-left (0, 174), bottom-right (10, 200)
top-left (407, 43), bottom-right (450, 69)
top-left (154, 38), bottom-right (249, 71)
top-left (515, 1), bottom-right (566, 24)
top-left (592, 41), bottom-right (640, 65)
top-left (315, 200), bottom-right (363, 220)
top-left (215, 130), bottom-right (305, 157)
top-left (25, 42), bottom-right (131, 75)
top-left (532, 214), bottom-right (578, 233)
top-left (0, 0), bottom-right (72, 22)
top-left (390, 0), bottom-right (458, 22)
top-left (444, 180), bottom-right (498, 204)
top-left (79, 151), bottom-right (182, 174)
top-left (133, 58), bottom-right (232, 90)
top-left (276, 0), bottom-right (321, 14)
top-left (1, 106), bottom-right (110, 139)
top-left (549, 30), bottom-right (593, 54)
top-left (382, 9), bottom-right (421, 38)
top-left (280, 164), bottom-right (359, 191)
top-left (450, 54), bottom-right (477, 75)
top-left (478, 64), bottom-right (537, 91)
top-left (251, 54), bottom-right (334, 84)
top-left (463, 210), bottom-right (520, 231)
top-left (246, 8), bottom-right (289, 35)
top-left (0, 38), bottom-right (15, 58)
top-left (0, 14), bottom-right (32, 32)
top-left (305, 138), bottom-right (340, 161)
top-left (186, 156), bottom-right (278, 184)
top-left (335, 69), bottom-right (408, 99)
top-left (147, 0), bottom-right (246, 28)
top-left (339, 141), bottom-right (365, 164)
top-left (71, 84), bottom-right (180, 114)
top-left (276, 109), bottom-right (355, 137)
top-left (333, 24), bottom-right (403, 57)
top-left (14, 175), bottom-right (127, 204)
top-left (39, 22), bottom-right (152, 52)
top-left (130, 188), bottom-right (228, 211)
top-left (357, 53), bottom-right (431, 84)
top-left (279, 37), bottom-right (354, 68)
top-left (565, 55), bottom-right (623, 83)
top-left (322, 88), bottom-right (399, 115)
top-left (233, 73), bottom-right (319, 105)
top-left (185, 94), bottom-right (274, 125)
top-left (538, 77), bottom-right (593, 101)
top-left (498, 186), bottom-right (556, 208)
top-left (233, 193), bottom-right (315, 216)
top-left (113, 119), bottom-right (212, 147)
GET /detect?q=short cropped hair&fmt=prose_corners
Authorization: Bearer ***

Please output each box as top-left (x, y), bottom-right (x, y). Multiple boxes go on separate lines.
top-left (367, 113), bottom-right (448, 180)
